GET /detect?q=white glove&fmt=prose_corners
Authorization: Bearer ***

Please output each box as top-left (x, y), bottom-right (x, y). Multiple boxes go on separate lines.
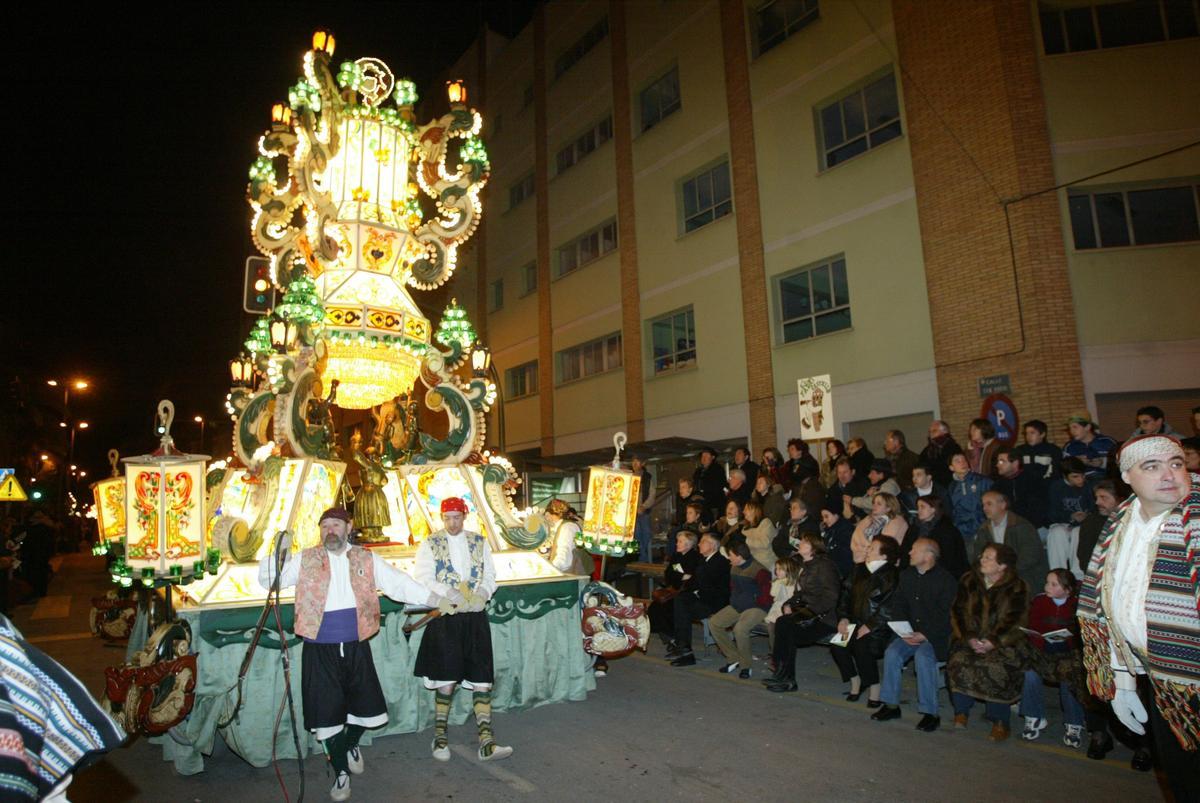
top-left (443, 588), bottom-right (467, 607)
top-left (1111, 687), bottom-right (1148, 735)
top-left (462, 592), bottom-right (488, 613)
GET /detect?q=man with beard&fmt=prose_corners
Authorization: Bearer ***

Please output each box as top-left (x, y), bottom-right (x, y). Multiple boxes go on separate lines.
top-left (259, 507), bottom-right (441, 801)
top-left (1078, 435), bottom-right (1200, 801)
top-left (413, 498), bottom-right (513, 763)
top-left (920, 420), bottom-right (961, 488)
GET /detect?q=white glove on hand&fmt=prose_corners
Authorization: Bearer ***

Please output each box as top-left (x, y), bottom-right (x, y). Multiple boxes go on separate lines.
top-left (444, 588), bottom-right (467, 607)
top-left (463, 592), bottom-right (488, 613)
top-left (1112, 687), bottom-right (1148, 735)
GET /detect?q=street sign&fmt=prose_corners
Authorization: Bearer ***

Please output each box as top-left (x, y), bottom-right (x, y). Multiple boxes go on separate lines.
top-left (0, 469), bottom-right (28, 502)
top-left (981, 393), bottom-right (1020, 443)
top-left (977, 374), bottom-right (1011, 398)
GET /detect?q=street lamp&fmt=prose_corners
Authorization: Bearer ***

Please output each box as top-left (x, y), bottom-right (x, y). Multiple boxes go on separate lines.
top-left (471, 342), bottom-right (491, 377)
top-left (194, 415), bottom-right (206, 452)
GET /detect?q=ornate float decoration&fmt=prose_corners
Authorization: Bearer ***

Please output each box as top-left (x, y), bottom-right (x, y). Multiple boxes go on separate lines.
top-left (90, 449), bottom-right (126, 554)
top-left (580, 581), bottom-right (649, 659)
top-left (104, 619), bottom-right (198, 735)
top-left (577, 432), bottom-right (641, 557)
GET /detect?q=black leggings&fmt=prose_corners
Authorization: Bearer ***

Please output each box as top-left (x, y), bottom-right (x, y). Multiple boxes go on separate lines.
top-left (772, 616), bottom-right (836, 680)
top-left (830, 637), bottom-right (885, 686)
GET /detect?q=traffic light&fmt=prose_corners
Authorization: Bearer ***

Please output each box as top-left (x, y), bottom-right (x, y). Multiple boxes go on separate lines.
top-left (31, 489), bottom-right (43, 500)
top-left (243, 256), bottom-right (275, 314)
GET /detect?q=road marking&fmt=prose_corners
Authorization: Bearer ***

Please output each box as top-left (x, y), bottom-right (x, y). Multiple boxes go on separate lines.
top-left (25, 632), bottom-right (95, 644)
top-left (30, 595), bottom-right (72, 620)
top-left (449, 745), bottom-right (535, 792)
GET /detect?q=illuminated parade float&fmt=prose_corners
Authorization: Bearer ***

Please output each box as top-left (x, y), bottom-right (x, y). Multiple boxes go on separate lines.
top-left (100, 33), bottom-right (612, 773)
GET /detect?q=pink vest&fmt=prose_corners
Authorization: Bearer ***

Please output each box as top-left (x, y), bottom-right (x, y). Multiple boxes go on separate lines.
top-left (293, 546), bottom-right (381, 641)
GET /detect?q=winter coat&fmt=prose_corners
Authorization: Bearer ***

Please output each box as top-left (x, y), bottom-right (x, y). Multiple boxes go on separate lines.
top-left (751, 483), bottom-right (788, 527)
top-left (970, 512), bottom-right (1049, 592)
top-left (920, 435), bottom-right (963, 488)
top-left (947, 569), bottom-right (1031, 703)
top-left (899, 515), bottom-right (970, 582)
top-left (891, 564), bottom-right (958, 660)
top-left (785, 553), bottom-right (841, 628)
top-left (948, 471), bottom-right (993, 539)
top-left (993, 466), bottom-right (1049, 528)
top-left (836, 562), bottom-right (900, 656)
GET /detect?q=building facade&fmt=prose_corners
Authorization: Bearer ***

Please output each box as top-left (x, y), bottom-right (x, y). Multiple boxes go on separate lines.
top-left (442, 0), bottom-right (1200, 462)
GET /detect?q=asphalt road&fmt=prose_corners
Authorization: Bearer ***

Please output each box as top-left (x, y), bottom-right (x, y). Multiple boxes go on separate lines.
top-left (9, 554), bottom-right (1167, 802)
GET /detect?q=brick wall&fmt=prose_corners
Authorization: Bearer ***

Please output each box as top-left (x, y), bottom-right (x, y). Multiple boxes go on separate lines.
top-left (719, 0), bottom-right (777, 453)
top-left (893, 0), bottom-right (1085, 438)
top-left (610, 0), bottom-right (646, 444)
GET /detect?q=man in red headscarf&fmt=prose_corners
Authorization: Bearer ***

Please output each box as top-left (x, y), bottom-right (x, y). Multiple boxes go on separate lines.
top-left (259, 507), bottom-right (443, 801)
top-left (413, 497), bottom-right (512, 762)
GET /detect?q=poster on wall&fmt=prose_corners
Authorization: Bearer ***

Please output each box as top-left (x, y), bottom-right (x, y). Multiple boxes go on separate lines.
top-left (797, 374), bottom-right (834, 441)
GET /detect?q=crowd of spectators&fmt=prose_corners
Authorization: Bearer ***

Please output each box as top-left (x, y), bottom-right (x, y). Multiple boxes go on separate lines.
top-left (646, 404), bottom-right (1199, 761)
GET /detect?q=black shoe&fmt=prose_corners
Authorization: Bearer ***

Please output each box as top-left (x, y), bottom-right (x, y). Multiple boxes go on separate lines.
top-left (866, 699), bottom-right (883, 709)
top-left (1086, 730), bottom-right (1114, 760)
top-left (670, 653), bottom-right (696, 667)
top-left (738, 668), bottom-right (752, 679)
top-left (915, 714), bottom-right (941, 732)
top-left (766, 680), bottom-right (798, 692)
top-left (845, 690), bottom-right (863, 702)
top-left (760, 669), bottom-right (786, 685)
top-left (665, 647), bottom-right (685, 661)
top-left (871, 705), bottom-right (901, 722)
top-left (1130, 748), bottom-right (1152, 772)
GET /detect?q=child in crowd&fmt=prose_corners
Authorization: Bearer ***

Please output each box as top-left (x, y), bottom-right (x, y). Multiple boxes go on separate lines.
top-left (764, 556), bottom-right (802, 661)
top-left (1046, 458), bottom-right (1093, 578)
top-left (1019, 569), bottom-right (1087, 748)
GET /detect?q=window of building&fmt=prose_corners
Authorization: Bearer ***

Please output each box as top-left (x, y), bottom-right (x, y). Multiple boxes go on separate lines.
top-left (506, 360), bottom-right (538, 399)
top-left (640, 67), bottom-right (681, 132)
top-left (489, 278), bottom-right (504, 312)
top-left (555, 17), bottom-right (610, 78)
top-left (521, 262), bottom-right (538, 296)
top-left (558, 332), bottom-right (622, 384)
top-left (817, 72), bottom-right (901, 170)
top-left (556, 116), bottom-right (614, 175)
top-left (1067, 181), bottom-right (1200, 250)
top-left (681, 161), bottom-right (732, 233)
top-left (557, 219), bottom-right (617, 277)
top-left (508, 173), bottom-right (535, 210)
top-left (777, 256), bottom-right (851, 343)
top-left (650, 308), bottom-right (696, 374)
top-left (752, 0), bottom-right (820, 57)
top-left (1039, 1), bottom-right (1199, 55)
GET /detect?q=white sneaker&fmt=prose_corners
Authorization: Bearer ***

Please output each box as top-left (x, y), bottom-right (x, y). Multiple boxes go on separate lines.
top-left (479, 744), bottom-right (513, 761)
top-left (330, 771), bottom-right (351, 801)
top-left (347, 746), bottom-right (364, 775)
top-left (1063, 724), bottom-right (1084, 749)
top-left (431, 739), bottom-right (450, 762)
top-left (1021, 716), bottom-right (1048, 741)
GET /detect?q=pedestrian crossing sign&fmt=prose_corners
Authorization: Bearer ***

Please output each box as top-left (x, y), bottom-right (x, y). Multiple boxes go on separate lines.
top-left (0, 469), bottom-right (28, 502)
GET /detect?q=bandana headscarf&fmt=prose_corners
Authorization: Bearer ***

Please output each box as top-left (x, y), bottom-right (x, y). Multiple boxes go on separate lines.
top-left (440, 497), bottom-right (468, 514)
top-left (1118, 434), bottom-right (1184, 473)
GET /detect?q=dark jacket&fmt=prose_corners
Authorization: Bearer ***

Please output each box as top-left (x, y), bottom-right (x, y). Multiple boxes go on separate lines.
top-left (691, 551), bottom-right (731, 611)
top-left (693, 462), bottom-right (728, 521)
top-left (848, 447), bottom-right (875, 479)
top-left (1048, 479), bottom-right (1094, 525)
top-left (784, 453), bottom-right (820, 491)
top-left (666, 548), bottom-right (702, 590)
top-left (726, 483), bottom-right (752, 509)
top-left (732, 459), bottom-right (759, 489)
top-left (821, 517), bottom-right (856, 579)
top-left (899, 483), bottom-right (948, 519)
top-left (993, 467), bottom-right (1049, 528)
top-left (836, 563), bottom-right (900, 655)
top-left (772, 515), bottom-right (821, 558)
top-left (892, 564), bottom-right (958, 660)
top-left (751, 484), bottom-right (788, 527)
top-left (948, 471), bottom-right (992, 537)
top-left (1076, 510), bottom-right (1108, 571)
top-left (825, 475), bottom-right (868, 517)
top-left (786, 553), bottom-right (841, 628)
top-left (1013, 441), bottom-right (1059, 486)
top-left (920, 435), bottom-right (962, 488)
top-left (728, 559), bottom-right (771, 612)
top-left (899, 515), bottom-right (970, 582)
top-left (889, 447), bottom-right (921, 491)
top-left (970, 512), bottom-right (1049, 592)
top-left (673, 492), bottom-right (709, 527)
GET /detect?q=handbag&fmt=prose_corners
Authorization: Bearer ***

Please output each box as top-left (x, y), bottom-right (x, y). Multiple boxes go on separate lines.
top-left (652, 587), bottom-right (680, 604)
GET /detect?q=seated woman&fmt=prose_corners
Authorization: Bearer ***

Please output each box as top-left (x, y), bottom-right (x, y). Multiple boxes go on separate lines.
top-left (947, 542), bottom-right (1031, 741)
top-left (715, 500), bottom-right (745, 542)
top-left (900, 495), bottom-right (969, 580)
top-left (1019, 569), bottom-right (1088, 748)
top-left (647, 531), bottom-right (702, 653)
top-left (764, 533), bottom-right (841, 693)
top-left (739, 500), bottom-right (778, 569)
top-left (850, 492), bottom-right (908, 564)
top-left (831, 536), bottom-right (900, 706)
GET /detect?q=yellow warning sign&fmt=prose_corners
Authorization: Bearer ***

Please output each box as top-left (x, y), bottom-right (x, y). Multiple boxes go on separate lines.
top-left (0, 471), bottom-right (28, 502)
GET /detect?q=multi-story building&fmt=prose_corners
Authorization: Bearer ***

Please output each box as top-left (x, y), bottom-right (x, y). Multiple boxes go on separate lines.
top-left (440, 0), bottom-right (1199, 465)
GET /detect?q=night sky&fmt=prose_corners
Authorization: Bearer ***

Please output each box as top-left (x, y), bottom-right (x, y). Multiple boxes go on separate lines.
top-left (3, 2), bottom-right (535, 481)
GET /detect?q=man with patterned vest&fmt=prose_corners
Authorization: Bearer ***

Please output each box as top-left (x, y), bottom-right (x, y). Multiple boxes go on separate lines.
top-left (258, 507), bottom-right (441, 802)
top-left (1078, 435), bottom-right (1199, 801)
top-left (413, 497), bottom-right (513, 762)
